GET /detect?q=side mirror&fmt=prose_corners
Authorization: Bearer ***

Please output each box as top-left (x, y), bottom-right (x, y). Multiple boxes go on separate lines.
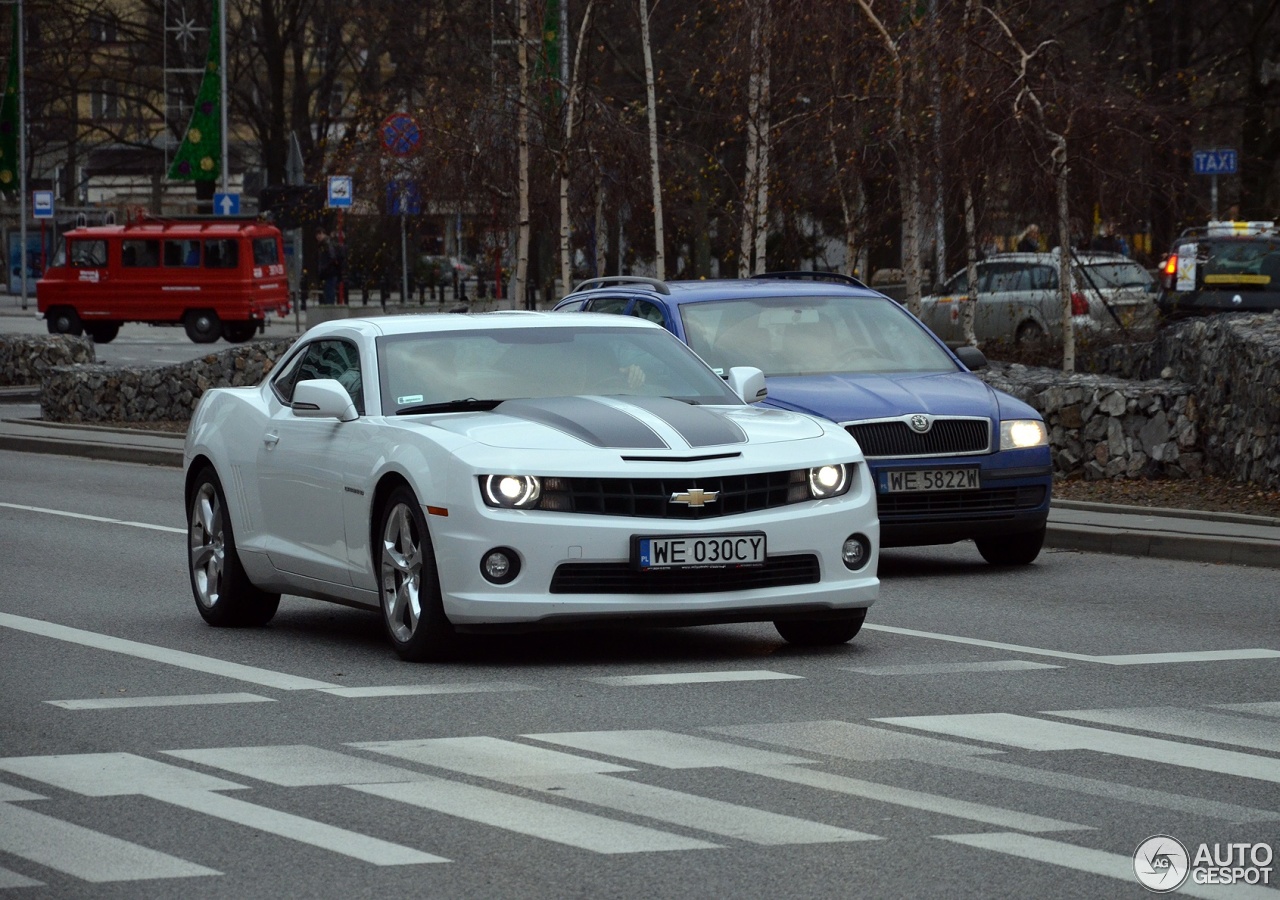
top-left (953, 346), bottom-right (988, 371)
top-left (292, 378), bottom-right (359, 422)
top-left (726, 366), bottom-right (768, 403)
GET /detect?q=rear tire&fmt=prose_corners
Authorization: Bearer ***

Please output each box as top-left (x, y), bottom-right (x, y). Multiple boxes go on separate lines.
top-left (46, 307), bottom-right (83, 336)
top-left (84, 322), bottom-right (120, 344)
top-left (222, 321), bottom-right (257, 343)
top-left (1015, 321), bottom-right (1046, 348)
top-left (187, 467), bottom-right (280, 627)
top-left (775, 608), bottom-right (867, 646)
top-left (184, 309), bottom-right (222, 343)
top-left (975, 526), bottom-right (1046, 566)
top-left (377, 486), bottom-right (456, 661)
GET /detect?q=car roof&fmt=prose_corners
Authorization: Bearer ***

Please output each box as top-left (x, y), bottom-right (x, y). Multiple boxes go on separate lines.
top-left (564, 277), bottom-right (889, 305)
top-left (304, 310), bottom-right (667, 339)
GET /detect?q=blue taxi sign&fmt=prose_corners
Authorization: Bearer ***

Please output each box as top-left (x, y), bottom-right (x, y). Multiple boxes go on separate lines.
top-left (1193, 149), bottom-right (1238, 176)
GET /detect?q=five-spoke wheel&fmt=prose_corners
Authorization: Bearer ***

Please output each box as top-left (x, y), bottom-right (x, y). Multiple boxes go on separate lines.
top-left (188, 467), bottom-right (280, 626)
top-left (379, 485), bottom-right (455, 661)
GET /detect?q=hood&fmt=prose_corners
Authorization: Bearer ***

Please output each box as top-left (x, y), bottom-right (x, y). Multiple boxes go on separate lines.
top-left (421, 395), bottom-right (827, 452)
top-left (761, 370), bottom-right (1037, 423)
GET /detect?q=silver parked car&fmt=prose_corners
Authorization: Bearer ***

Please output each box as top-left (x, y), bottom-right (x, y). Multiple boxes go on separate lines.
top-left (920, 250), bottom-right (1157, 346)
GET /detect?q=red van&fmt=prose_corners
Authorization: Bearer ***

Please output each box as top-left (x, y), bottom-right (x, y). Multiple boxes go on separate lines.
top-left (37, 216), bottom-right (290, 344)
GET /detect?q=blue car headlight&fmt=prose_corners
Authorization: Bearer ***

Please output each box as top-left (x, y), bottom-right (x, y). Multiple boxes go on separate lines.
top-left (1000, 419), bottom-right (1048, 450)
top-left (481, 475), bottom-right (542, 509)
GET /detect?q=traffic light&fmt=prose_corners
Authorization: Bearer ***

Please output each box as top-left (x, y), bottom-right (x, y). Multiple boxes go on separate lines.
top-left (258, 184), bottom-right (324, 229)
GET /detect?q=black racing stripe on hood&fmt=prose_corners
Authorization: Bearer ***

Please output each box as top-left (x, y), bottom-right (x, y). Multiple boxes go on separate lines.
top-left (495, 397), bottom-right (668, 449)
top-left (618, 395), bottom-right (748, 448)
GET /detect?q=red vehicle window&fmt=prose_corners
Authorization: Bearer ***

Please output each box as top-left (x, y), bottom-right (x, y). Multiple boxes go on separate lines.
top-left (69, 240), bottom-right (107, 268)
top-left (253, 237), bottom-right (279, 266)
top-left (121, 239), bottom-right (160, 267)
top-left (203, 238), bottom-right (239, 269)
top-left (164, 239), bottom-right (200, 267)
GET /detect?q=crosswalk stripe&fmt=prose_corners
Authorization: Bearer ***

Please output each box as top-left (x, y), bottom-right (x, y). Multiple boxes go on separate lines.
top-left (356, 736), bottom-right (875, 845)
top-left (878, 713), bottom-right (1280, 783)
top-left (319, 682), bottom-right (538, 698)
top-left (587, 670), bottom-right (803, 686)
top-left (706, 720), bottom-right (1004, 762)
top-left (936, 832), bottom-right (1280, 900)
top-left (1047, 706), bottom-right (1280, 754)
top-left (350, 779), bottom-right (719, 854)
top-left (165, 745), bottom-right (443, 787)
top-left (844, 660), bottom-right (1059, 676)
top-left (47, 693), bottom-right (274, 710)
top-left (0, 803), bottom-right (218, 882)
top-left (0, 864), bottom-right (42, 889)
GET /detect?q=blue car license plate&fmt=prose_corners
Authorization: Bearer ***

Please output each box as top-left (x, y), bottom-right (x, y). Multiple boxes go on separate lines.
top-left (880, 467), bottom-right (980, 493)
top-left (634, 533), bottom-right (766, 570)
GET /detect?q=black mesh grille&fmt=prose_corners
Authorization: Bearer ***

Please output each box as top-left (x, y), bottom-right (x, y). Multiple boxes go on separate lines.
top-left (527, 470), bottom-right (809, 519)
top-left (847, 419), bottom-right (990, 457)
top-left (877, 485), bottom-right (1047, 521)
top-left (550, 554), bottom-right (820, 594)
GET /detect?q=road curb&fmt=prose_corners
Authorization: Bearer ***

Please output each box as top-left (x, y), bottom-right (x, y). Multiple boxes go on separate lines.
top-left (1045, 522), bottom-right (1280, 569)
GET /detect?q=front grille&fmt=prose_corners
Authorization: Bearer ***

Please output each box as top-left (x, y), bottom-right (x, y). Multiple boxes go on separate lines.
top-left (550, 554), bottom-right (820, 594)
top-left (877, 485), bottom-right (1047, 521)
top-left (529, 470), bottom-right (808, 519)
top-left (847, 419), bottom-right (990, 457)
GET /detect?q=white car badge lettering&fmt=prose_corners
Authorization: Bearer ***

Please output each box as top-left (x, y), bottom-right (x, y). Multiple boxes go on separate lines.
top-left (909, 414), bottom-right (931, 433)
top-left (670, 488), bottom-right (719, 507)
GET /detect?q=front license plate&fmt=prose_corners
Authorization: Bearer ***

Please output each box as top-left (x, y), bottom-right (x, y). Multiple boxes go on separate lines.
top-left (880, 467), bottom-right (980, 493)
top-left (633, 532), bottom-right (766, 571)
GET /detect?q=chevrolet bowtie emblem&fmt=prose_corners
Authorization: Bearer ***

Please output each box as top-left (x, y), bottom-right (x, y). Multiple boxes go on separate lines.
top-left (670, 488), bottom-right (719, 507)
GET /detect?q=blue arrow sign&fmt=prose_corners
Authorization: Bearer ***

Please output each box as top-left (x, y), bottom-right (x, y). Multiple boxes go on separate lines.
top-left (1193, 150), bottom-right (1238, 176)
top-left (386, 180), bottom-right (421, 215)
top-left (214, 192), bottom-right (241, 215)
top-left (32, 191), bottom-right (54, 218)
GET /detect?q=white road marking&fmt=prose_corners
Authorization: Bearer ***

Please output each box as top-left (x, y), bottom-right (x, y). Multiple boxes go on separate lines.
top-left (165, 745), bottom-right (439, 787)
top-left (845, 660), bottom-right (1060, 676)
top-left (319, 682), bottom-right (538, 698)
top-left (48, 693), bottom-right (274, 710)
top-left (0, 613), bottom-right (337, 691)
top-left (356, 736), bottom-right (875, 845)
top-left (937, 832), bottom-right (1280, 900)
top-left (0, 501), bottom-right (184, 534)
top-left (587, 670), bottom-right (803, 686)
top-left (864, 623), bottom-right (1280, 665)
top-left (1215, 701), bottom-right (1280, 718)
top-left (0, 785), bottom-right (42, 803)
top-left (0, 803), bottom-right (218, 882)
top-left (0, 753), bottom-right (439, 866)
top-left (879, 713), bottom-right (1280, 783)
top-left (531, 730), bottom-right (1084, 834)
top-left (707, 720), bottom-right (1004, 762)
top-left (1047, 706), bottom-right (1280, 754)
top-left (0, 864), bottom-right (42, 889)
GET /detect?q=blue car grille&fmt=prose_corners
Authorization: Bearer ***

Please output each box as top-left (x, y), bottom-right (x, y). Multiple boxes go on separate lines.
top-left (534, 470), bottom-right (808, 519)
top-left (549, 554), bottom-right (820, 593)
top-left (877, 485), bottom-right (1047, 520)
top-left (846, 419), bottom-right (989, 458)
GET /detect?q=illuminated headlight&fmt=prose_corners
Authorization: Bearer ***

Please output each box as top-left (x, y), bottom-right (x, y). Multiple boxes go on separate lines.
top-left (808, 464), bottom-right (851, 499)
top-left (1000, 419), bottom-right (1048, 450)
top-left (481, 475), bottom-right (542, 509)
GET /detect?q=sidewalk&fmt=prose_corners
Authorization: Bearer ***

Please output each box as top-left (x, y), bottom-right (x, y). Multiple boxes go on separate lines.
top-left (2, 414), bottom-right (1278, 569)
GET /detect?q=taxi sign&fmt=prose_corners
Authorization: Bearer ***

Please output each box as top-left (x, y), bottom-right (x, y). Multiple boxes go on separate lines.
top-left (1193, 149), bottom-right (1237, 175)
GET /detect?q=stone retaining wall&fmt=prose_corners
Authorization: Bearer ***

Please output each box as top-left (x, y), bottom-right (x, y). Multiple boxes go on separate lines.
top-left (0, 334), bottom-right (94, 386)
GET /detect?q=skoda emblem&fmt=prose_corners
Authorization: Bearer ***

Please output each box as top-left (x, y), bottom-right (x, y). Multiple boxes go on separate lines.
top-left (670, 488), bottom-right (719, 507)
top-left (908, 414), bottom-right (931, 433)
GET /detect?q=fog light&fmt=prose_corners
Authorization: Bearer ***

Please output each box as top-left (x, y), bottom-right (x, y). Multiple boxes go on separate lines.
top-left (481, 547), bottom-right (520, 584)
top-left (842, 534), bottom-right (871, 570)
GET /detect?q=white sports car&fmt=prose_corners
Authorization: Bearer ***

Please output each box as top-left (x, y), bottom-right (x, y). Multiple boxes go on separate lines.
top-left (184, 312), bottom-right (879, 660)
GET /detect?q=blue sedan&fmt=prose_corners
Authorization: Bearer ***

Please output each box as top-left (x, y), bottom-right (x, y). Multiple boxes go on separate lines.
top-left (554, 273), bottom-right (1052, 565)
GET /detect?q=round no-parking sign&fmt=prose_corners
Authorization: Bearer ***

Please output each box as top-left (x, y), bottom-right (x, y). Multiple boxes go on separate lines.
top-left (380, 113), bottom-right (422, 157)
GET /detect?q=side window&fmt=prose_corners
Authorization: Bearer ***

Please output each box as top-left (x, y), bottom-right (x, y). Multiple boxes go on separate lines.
top-left (276, 339), bottom-right (364, 415)
top-left (253, 237), bottom-right (279, 266)
top-left (164, 239), bottom-right (200, 267)
top-left (203, 239), bottom-right (239, 269)
top-left (584, 296), bottom-right (630, 315)
top-left (121, 240), bottom-right (160, 267)
top-left (630, 300), bottom-right (667, 326)
top-left (1030, 265), bottom-right (1058, 290)
top-left (69, 240), bottom-right (107, 268)
top-left (984, 264), bottom-right (1030, 293)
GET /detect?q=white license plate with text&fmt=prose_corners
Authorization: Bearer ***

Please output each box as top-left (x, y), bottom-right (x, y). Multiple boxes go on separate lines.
top-left (635, 533), bottom-right (766, 570)
top-left (880, 467), bottom-right (980, 493)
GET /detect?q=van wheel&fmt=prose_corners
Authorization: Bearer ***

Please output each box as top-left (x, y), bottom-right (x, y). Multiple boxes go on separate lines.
top-left (222, 322), bottom-right (257, 343)
top-left (46, 307), bottom-right (83, 336)
top-left (184, 310), bottom-right (222, 343)
top-left (84, 323), bottom-right (120, 344)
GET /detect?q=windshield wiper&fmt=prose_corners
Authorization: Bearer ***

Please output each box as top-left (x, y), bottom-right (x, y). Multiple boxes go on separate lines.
top-left (396, 398), bottom-right (502, 415)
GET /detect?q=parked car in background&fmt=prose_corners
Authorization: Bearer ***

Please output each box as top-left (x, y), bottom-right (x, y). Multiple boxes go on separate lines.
top-left (554, 274), bottom-right (1052, 565)
top-left (1157, 220), bottom-right (1280, 318)
top-left (185, 312), bottom-right (879, 660)
top-left (920, 250), bottom-right (1157, 347)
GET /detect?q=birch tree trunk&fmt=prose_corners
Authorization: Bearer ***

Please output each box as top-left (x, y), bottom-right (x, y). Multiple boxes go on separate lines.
top-left (515, 0), bottom-right (531, 307)
top-left (1055, 146), bottom-right (1075, 372)
top-left (962, 185), bottom-right (978, 346)
top-left (640, 0), bottom-right (665, 280)
top-left (900, 149), bottom-right (925, 316)
top-left (558, 0), bottom-right (596, 297)
top-left (740, 0), bottom-right (770, 275)
top-left (594, 167), bottom-right (607, 277)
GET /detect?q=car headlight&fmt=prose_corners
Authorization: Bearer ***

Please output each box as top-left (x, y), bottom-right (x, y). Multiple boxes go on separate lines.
top-left (481, 475), bottom-right (542, 509)
top-left (808, 463), bottom-right (851, 499)
top-left (1000, 419), bottom-right (1048, 450)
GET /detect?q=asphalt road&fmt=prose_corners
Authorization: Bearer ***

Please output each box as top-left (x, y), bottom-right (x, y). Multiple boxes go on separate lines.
top-left (2, 451), bottom-right (1278, 898)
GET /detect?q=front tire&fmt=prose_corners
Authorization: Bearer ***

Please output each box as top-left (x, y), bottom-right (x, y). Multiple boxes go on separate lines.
top-left (1015, 321), bottom-right (1046, 348)
top-left (378, 486), bottom-right (456, 661)
top-left (775, 608), bottom-right (866, 646)
top-left (184, 309), bottom-right (222, 343)
top-left (975, 526), bottom-right (1046, 566)
top-left (222, 321), bottom-right (257, 343)
top-left (46, 307), bottom-right (83, 336)
top-left (188, 467), bottom-right (280, 627)
top-left (84, 322), bottom-right (120, 344)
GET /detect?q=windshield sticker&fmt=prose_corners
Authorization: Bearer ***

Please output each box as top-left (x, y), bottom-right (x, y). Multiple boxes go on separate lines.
top-left (397, 394), bottom-right (424, 405)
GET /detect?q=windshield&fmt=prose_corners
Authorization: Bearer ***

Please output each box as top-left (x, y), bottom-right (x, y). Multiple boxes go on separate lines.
top-left (678, 295), bottom-right (958, 376)
top-left (376, 325), bottom-right (740, 414)
top-left (1080, 261), bottom-right (1153, 289)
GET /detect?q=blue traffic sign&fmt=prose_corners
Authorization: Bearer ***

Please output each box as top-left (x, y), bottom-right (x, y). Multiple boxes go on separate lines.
top-left (327, 175), bottom-right (353, 208)
top-left (1193, 149), bottom-right (1238, 176)
top-left (381, 113), bottom-right (422, 157)
top-left (387, 180), bottom-right (421, 215)
top-left (32, 190), bottom-right (54, 218)
top-left (213, 192), bottom-right (241, 215)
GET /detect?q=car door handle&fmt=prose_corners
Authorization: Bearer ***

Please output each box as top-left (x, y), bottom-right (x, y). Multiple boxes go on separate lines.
top-left (263, 432), bottom-right (280, 448)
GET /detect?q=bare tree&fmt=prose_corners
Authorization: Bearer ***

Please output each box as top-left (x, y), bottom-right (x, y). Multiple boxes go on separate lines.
top-left (639, 0), bottom-right (665, 280)
top-left (739, 0), bottom-right (770, 275)
top-left (515, 0), bottom-right (532, 305)
top-left (558, 0), bottom-right (597, 296)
